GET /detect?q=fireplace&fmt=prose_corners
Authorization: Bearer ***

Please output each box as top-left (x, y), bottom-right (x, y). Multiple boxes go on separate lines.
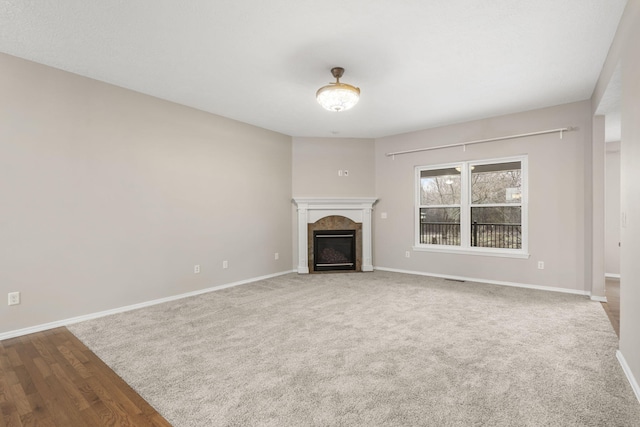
top-left (308, 215), bottom-right (362, 273)
top-left (293, 197), bottom-right (377, 274)
top-left (313, 230), bottom-right (356, 271)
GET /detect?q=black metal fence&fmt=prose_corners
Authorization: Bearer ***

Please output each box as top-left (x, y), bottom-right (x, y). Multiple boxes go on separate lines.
top-left (419, 222), bottom-right (460, 245)
top-left (419, 222), bottom-right (521, 249)
top-left (471, 222), bottom-right (521, 248)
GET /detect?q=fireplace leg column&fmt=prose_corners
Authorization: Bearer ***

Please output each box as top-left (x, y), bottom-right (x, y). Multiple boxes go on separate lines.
top-left (362, 207), bottom-right (374, 272)
top-left (297, 207), bottom-right (310, 274)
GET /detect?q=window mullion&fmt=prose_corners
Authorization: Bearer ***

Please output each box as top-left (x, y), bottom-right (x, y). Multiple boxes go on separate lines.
top-left (460, 162), bottom-right (470, 248)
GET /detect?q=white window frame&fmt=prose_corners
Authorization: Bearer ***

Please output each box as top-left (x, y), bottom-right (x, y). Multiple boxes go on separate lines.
top-left (414, 156), bottom-right (529, 259)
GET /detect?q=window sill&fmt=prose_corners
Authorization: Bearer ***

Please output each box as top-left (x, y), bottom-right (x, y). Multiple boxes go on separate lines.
top-left (412, 245), bottom-right (530, 259)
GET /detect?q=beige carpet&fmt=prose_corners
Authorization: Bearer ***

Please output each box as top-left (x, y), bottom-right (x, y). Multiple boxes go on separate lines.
top-left (68, 271), bottom-right (640, 426)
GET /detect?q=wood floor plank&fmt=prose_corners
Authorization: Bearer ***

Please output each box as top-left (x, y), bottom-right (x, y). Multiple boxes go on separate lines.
top-left (0, 372), bottom-right (8, 404)
top-left (4, 350), bottom-right (22, 370)
top-left (87, 399), bottom-right (124, 427)
top-left (10, 366), bottom-right (34, 399)
top-left (25, 367), bottom-right (75, 427)
top-left (43, 366), bottom-right (89, 426)
top-left (85, 379), bottom-right (147, 427)
top-left (31, 358), bottom-right (50, 380)
top-left (0, 400), bottom-right (23, 427)
top-left (8, 385), bottom-right (30, 418)
top-left (0, 403), bottom-right (7, 427)
top-left (84, 365), bottom-right (163, 427)
top-left (17, 412), bottom-right (37, 427)
top-left (14, 343), bottom-right (74, 427)
top-left (57, 344), bottom-right (91, 380)
top-left (50, 363), bottom-right (92, 411)
top-left (0, 353), bottom-right (18, 387)
top-left (57, 334), bottom-right (91, 365)
top-left (24, 392), bottom-right (55, 427)
top-left (1, 367), bottom-right (27, 426)
top-left (0, 328), bottom-right (171, 427)
top-left (26, 335), bottom-right (55, 366)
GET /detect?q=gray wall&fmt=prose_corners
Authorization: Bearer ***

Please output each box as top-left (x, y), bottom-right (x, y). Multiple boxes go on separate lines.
top-left (0, 53), bottom-right (293, 334)
top-left (374, 101), bottom-right (592, 292)
top-left (619, 1), bottom-right (640, 398)
top-left (605, 143), bottom-right (621, 276)
top-left (292, 137), bottom-right (376, 198)
top-left (593, 0), bottom-right (640, 401)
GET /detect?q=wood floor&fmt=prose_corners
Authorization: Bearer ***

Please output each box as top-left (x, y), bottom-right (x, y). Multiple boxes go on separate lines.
top-left (602, 278), bottom-right (621, 337)
top-left (0, 327), bottom-right (171, 427)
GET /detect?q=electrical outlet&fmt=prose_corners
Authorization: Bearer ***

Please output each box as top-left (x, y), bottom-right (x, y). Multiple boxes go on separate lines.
top-left (274, 252), bottom-right (279, 260)
top-left (381, 212), bottom-right (388, 219)
top-left (8, 292), bottom-right (20, 306)
top-left (338, 170), bottom-right (343, 176)
top-left (194, 264), bottom-right (200, 274)
top-left (405, 251), bottom-right (411, 258)
top-left (538, 261), bottom-right (544, 270)
top-left (223, 260), bottom-right (228, 269)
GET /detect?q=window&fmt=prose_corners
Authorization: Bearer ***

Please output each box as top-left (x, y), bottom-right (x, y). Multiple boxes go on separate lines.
top-left (416, 157), bottom-right (527, 257)
top-left (418, 167), bottom-right (461, 246)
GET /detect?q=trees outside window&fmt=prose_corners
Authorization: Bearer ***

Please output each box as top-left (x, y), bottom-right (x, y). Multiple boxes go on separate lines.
top-left (416, 157), bottom-right (527, 255)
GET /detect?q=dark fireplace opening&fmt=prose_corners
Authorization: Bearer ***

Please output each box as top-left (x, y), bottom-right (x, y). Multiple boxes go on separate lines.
top-left (313, 230), bottom-right (356, 271)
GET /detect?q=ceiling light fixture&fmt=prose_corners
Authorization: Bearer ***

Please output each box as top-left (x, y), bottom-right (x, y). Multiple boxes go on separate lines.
top-left (316, 67), bottom-right (360, 112)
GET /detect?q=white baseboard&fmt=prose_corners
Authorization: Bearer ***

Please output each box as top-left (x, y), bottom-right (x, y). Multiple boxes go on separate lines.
top-left (617, 350), bottom-right (640, 403)
top-left (374, 266), bottom-right (591, 296)
top-left (590, 295), bottom-right (608, 303)
top-left (606, 273), bottom-right (621, 279)
top-left (0, 269), bottom-right (295, 341)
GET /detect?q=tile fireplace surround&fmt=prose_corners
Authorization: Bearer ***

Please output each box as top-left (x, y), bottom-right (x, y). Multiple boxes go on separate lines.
top-left (293, 198), bottom-right (377, 274)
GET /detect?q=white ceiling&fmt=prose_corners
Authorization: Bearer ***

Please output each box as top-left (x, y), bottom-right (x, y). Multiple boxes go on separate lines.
top-left (0, 1), bottom-right (628, 138)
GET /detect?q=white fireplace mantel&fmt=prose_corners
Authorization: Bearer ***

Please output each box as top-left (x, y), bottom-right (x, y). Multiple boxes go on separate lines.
top-left (293, 197), bottom-right (377, 274)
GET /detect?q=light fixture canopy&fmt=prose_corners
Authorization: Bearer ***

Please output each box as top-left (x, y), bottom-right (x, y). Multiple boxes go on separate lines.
top-left (316, 67), bottom-right (360, 112)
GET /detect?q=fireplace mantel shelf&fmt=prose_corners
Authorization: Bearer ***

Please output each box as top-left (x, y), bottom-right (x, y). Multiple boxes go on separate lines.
top-left (293, 197), bottom-right (378, 274)
top-left (293, 197), bottom-right (378, 207)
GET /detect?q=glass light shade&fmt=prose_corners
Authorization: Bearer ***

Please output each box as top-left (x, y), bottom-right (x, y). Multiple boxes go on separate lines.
top-left (316, 83), bottom-right (360, 112)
